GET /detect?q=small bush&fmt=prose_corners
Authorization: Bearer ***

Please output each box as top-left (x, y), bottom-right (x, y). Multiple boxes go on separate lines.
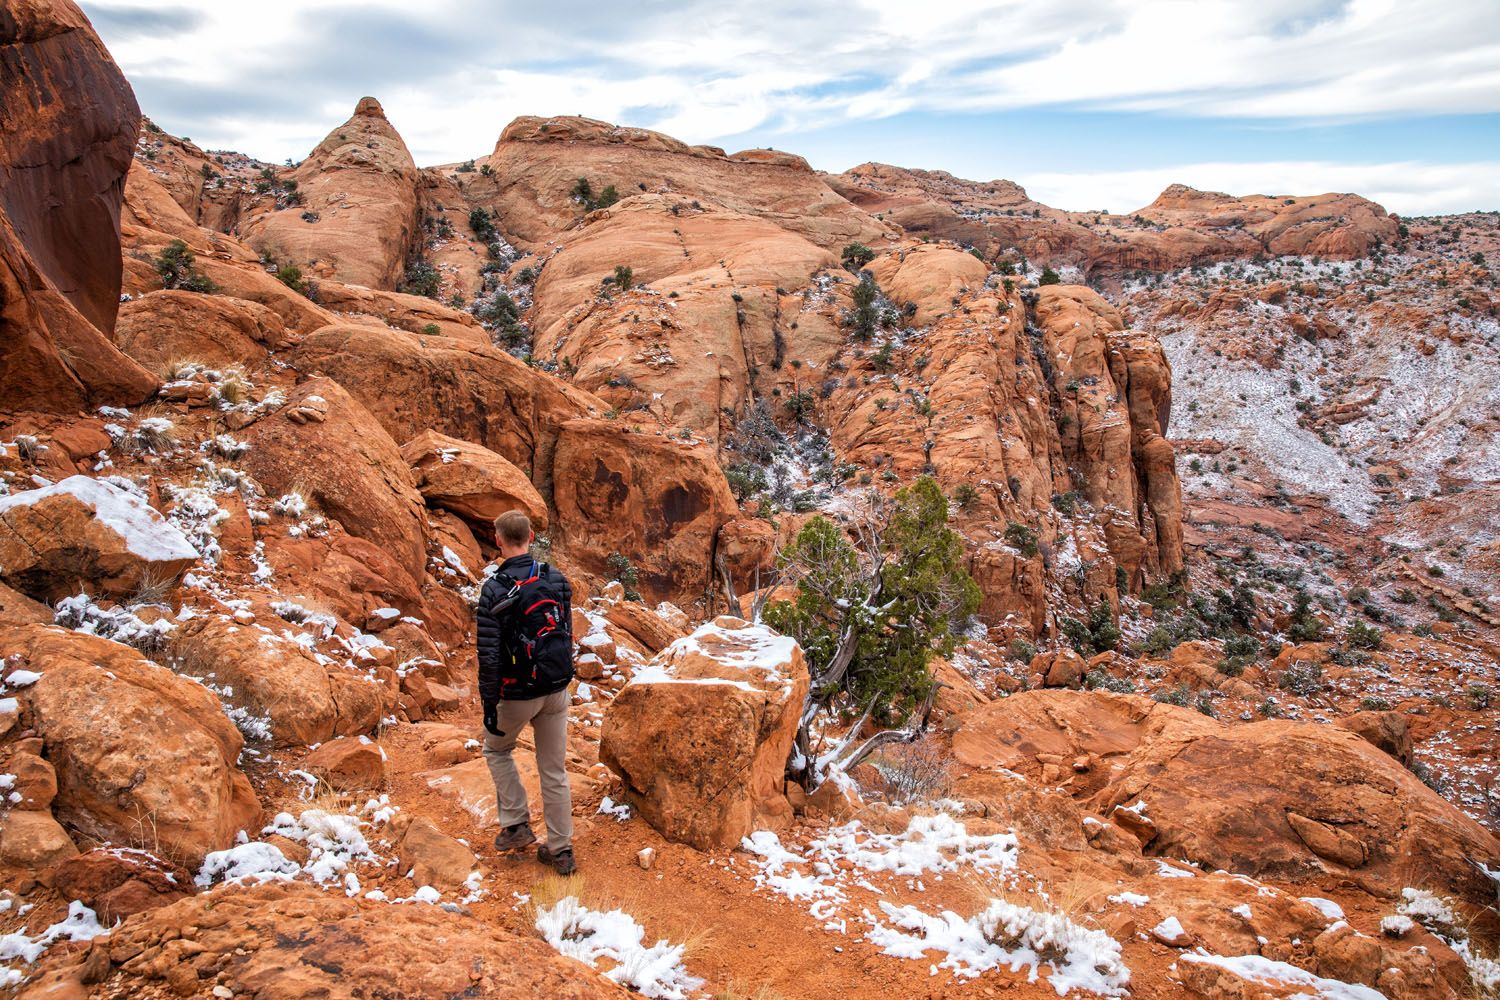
top-left (872, 736), bottom-right (951, 805)
top-left (1153, 683), bottom-right (1190, 707)
top-left (952, 482), bottom-right (980, 511)
top-left (1004, 521), bottom-right (1038, 558)
top-left (420, 323), bottom-right (440, 335)
top-left (605, 552), bottom-right (642, 602)
top-left (841, 242), bottom-right (875, 269)
top-left (1345, 621), bottom-right (1383, 650)
top-left (1007, 638), bottom-right (1036, 663)
top-left (154, 239), bottom-right (218, 293)
top-left (1061, 601), bottom-right (1120, 657)
top-left (1467, 684), bottom-right (1493, 711)
top-left (1038, 267), bottom-right (1061, 286)
top-left (1085, 668), bottom-right (1134, 693)
top-left (1278, 660), bottom-right (1323, 696)
top-left (275, 264), bottom-right (308, 295)
top-left (398, 259), bottom-right (442, 299)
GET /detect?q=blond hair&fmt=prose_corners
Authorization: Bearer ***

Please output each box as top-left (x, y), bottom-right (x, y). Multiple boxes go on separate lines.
top-left (494, 510), bottom-right (532, 548)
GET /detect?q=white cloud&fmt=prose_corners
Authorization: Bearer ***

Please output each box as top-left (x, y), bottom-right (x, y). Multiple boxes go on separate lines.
top-left (79, 0), bottom-right (1500, 211)
top-left (1024, 159), bottom-right (1500, 217)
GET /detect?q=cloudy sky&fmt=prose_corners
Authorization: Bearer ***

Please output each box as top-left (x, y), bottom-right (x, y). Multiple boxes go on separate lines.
top-left (82, 0), bottom-right (1499, 216)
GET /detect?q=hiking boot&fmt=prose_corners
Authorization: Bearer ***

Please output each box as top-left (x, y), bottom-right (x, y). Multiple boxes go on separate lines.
top-left (538, 844), bottom-right (577, 876)
top-left (493, 823), bottom-right (536, 853)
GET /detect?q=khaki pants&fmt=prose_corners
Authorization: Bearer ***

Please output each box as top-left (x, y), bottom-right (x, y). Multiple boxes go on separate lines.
top-left (483, 689), bottom-right (573, 852)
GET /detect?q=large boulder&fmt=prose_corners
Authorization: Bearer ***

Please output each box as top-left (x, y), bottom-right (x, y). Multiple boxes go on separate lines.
top-left (241, 377), bottom-right (429, 587)
top-left (0, 0), bottom-right (158, 409)
top-left (953, 690), bottom-right (1500, 906)
top-left (600, 617), bottom-right (808, 850)
top-left (552, 419), bottom-right (738, 604)
top-left (115, 289), bottom-right (290, 372)
top-left (0, 476), bottom-right (199, 602)
top-left (23, 881), bottom-right (630, 998)
top-left (292, 324), bottom-right (603, 475)
top-left (4, 625), bottom-right (260, 864)
top-left (400, 429), bottom-right (548, 531)
top-left (172, 616), bottom-right (387, 748)
top-left (238, 97), bottom-right (420, 291)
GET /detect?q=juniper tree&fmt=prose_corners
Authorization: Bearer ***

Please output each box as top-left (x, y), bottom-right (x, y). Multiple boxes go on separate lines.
top-left (762, 476), bottom-right (980, 787)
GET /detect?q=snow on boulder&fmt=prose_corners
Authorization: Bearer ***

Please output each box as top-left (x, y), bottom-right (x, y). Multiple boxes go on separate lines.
top-left (600, 616), bottom-right (808, 850)
top-left (2, 625), bottom-right (260, 865)
top-left (0, 475), bottom-right (198, 601)
top-left (172, 616), bottom-right (388, 748)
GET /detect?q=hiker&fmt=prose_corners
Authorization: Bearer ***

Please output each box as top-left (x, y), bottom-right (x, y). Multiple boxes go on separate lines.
top-left (477, 510), bottom-right (577, 875)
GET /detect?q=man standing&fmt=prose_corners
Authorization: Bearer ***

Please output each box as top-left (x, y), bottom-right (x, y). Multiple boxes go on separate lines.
top-left (477, 510), bottom-right (576, 875)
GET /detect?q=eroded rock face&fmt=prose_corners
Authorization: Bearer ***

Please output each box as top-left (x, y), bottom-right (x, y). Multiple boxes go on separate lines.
top-left (5, 625), bottom-right (260, 864)
top-left (241, 378), bottom-right (429, 588)
top-left (0, 476), bottom-right (200, 602)
top-left (600, 617), bottom-right (809, 849)
top-left (401, 429), bottom-right (548, 532)
top-left (953, 690), bottom-right (1500, 906)
top-left (0, 0), bottom-right (157, 409)
top-left (23, 881), bottom-right (628, 999)
top-left (552, 420), bottom-right (738, 603)
top-left (528, 196), bottom-right (842, 438)
top-left (826, 278), bottom-right (1183, 626)
top-left (238, 97), bottom-right (421, 290)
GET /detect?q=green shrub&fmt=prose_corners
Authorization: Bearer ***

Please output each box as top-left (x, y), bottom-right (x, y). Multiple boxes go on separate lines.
top-left (841, 242), bottom-right (875, 269)
top-left (952, 483), bottom-right (980, 511)
top-left (1004, 521), bottom-right (1038, 558)
top-left (398, 259), bottom-right (442, 299)
top-left (469, 207), bottom-right (497, 242)
top-left (1038, 267), bottom-right (1062, 286)
top-left (1345, 621), bottom-right (1383, 650)
top-left (1061, 600), bottom-right (1120, 656)
top-left (605, 552), bottom-right (642, 602)
top-left (1007, 638), bottom-right (1036, 663)
top-left (1278, 660), bottom-right (1323, 696)
top-left (1085, 668), bottom-right (1134, 693)
top-left (153, 239), bottom-right (218, 293)
top-left (846, 274), bottom-right (878, 339)
top-left (763, 477), bottom-right (980, 723)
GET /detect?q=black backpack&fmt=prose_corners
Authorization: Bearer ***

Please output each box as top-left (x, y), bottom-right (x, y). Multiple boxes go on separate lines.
top-left (491, 560), bottom-right (574, 695)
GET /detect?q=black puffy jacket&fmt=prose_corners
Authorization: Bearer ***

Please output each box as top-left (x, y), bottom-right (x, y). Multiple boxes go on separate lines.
top-left (476, 555), bottom-right (574, 702)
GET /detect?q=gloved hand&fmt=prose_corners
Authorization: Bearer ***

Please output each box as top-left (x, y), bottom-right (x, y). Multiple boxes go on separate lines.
top-left (482, 699), bottom-right (501, 737)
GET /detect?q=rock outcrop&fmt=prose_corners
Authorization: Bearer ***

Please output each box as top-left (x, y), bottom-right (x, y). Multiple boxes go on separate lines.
top-left (241, 378), bottom-right (429, 588)
top-left (115, 289), bottom-right (290, 372)
top-left (5, 625), bottom-right (260, 864)
top-left (552, 420), bottom-right (738, 602)
top-left (0, 476), bottom-right (200, 602)
top-left (470, 115), bottom-right (891, 252)
top-left (292, 325), bottom-right (603, 475)
top-left (953, 690), bottom-right (1500, 906)
top-left (22, 881), bottom-right (630, 999)
top-left (601, 617), bottom-right (808, 849)
top-left (238, 97), bottom-right (421, 290)
top-left (401, 429), bottom-right (548, 532)
top-left (832, 163), bottom-right (1400, 280)
top-left (0, 0), bottom-right (157, 409)
top-left (172, 616), bottom-right (387, 748)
